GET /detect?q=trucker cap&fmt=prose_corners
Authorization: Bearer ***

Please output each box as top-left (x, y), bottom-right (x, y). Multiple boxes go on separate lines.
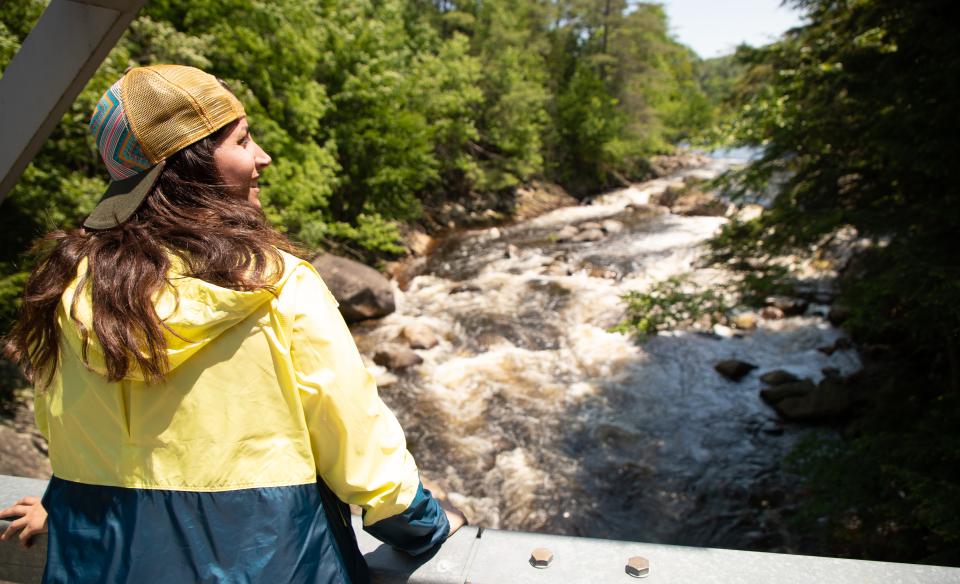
top-left (84, 65), bottom-right (246, 229)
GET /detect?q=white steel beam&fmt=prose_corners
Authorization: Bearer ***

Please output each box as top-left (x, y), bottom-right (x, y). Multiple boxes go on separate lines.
top-left (0, 0), bottom-right (147, 204)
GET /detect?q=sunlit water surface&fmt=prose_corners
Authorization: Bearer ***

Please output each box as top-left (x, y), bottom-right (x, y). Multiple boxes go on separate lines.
top-left (354, 155), bottom-right (858, 551)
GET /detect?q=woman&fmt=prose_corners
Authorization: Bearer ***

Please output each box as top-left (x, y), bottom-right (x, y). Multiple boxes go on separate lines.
top-left (0, 64), bottom-right (464, 583)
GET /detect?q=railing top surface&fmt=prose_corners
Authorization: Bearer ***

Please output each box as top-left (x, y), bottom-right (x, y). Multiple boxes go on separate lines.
top-left (2, 475), bottom-right (959, 583)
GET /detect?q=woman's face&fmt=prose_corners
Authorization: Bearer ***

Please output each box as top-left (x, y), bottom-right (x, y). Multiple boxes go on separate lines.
top-left (213, 118), bottom-right (271, 207)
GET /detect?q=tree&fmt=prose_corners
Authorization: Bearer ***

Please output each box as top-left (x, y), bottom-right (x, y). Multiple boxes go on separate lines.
top-left (714, 0), bottom-right (960, 563)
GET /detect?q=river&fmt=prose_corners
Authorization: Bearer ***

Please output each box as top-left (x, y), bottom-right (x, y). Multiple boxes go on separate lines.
top-left (353, 153), bottom-right (860, 552)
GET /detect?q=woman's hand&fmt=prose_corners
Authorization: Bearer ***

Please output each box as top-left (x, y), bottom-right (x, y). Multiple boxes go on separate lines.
top-left (439, 498), bottom-right (467, 538)
top-left (421, 478), bottom-right (468, 538)
top-left (0, 496), bottom-right (48, 549)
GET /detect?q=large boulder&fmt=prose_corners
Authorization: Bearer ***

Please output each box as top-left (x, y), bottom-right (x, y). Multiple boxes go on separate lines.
top-left (311, 254), bottom-right (396, 322)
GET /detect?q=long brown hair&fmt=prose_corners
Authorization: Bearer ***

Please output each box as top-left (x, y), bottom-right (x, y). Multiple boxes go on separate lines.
top-left (4, 122), bottom-right (301, 385)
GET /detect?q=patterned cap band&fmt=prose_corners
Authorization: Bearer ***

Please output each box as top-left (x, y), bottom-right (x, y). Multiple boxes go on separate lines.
top-left (89, 80), bottom-right (152, 181)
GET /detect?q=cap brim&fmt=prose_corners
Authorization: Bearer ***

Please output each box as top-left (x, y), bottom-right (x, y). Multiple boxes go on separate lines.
top-left (83, 161), bottom-right (165, 230)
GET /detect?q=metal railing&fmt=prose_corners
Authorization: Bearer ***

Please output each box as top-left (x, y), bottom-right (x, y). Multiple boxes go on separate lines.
top-left (2, 474), bottom-right (958, 583)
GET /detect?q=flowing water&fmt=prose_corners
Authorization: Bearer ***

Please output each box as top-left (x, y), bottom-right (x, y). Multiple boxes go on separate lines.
top-left (353, 155), bottom-right (860, 551)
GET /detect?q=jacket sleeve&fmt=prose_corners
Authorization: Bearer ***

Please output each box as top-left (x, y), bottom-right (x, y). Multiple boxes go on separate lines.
top-left (286, 263), bottom-right (449, 555)
top-left (34, 390), bottom-right (49, 440)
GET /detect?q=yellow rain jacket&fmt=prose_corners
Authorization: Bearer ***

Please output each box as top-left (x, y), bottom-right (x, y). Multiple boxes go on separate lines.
top-left (37, 250), bottom-right (448, 584)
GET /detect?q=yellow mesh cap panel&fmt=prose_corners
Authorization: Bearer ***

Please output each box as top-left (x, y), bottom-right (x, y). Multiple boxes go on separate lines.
top-left (121, 65), bottom-right (246, 163)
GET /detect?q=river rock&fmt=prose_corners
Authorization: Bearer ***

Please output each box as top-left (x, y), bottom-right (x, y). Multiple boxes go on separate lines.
top-left (406, 229), bottom-right (434, 256)
top-left (760, 306), bottom-right (785, 320)
top-left (714, 359), bottom-right (758, 381)
top-left (571, 228), bottom-right (605, 243)
top-left (583, 263), bottom-right (619, 279)
top-left (514, 181), bottom-right (579, 221)
top-left (759, 369), bottom-right (801, 386)
top-left (0, 424), bottom-right (51, 479)
top-left (402, 323), bottom-right (439, 350)
top-left (556, 225), bottom-right (579, 241)
top-left (861, 343), bottom-right (893, 360)
top-left (648, 153), bottom-right (710, 176)
top-left (375, 371), bottom-right (399, 388)
top-left (821, 367), bottom-right (842, 381)
top-left (543, 262), bottom-right (572, 277)
top-left (730, 313), bottom-right (759, 330)
top-left (761, 422), bottom-right (784, 436)
top-left (601, 220), bottom-right (624, 234)
top-left (449, 284), bottom-right (482, 294)
top-left (733, 204), bottom-right (764, 222)
top-left (481, 209), bottom-right (505, 222)
top-left (828, 306), bottom-right (851, 326)
top-left (311, 254), bottom-right (396, 322)
top-left (578, 221), bottom-right (603, 231)
top-left (764, 378), bottom-right (857, 421)
top-left (817, 337), bottom-right (854, 356)
top-left (625, 203), bottom-right (669, 216)
top-left (759, 379), bottom-right (816, 405)
top-left (650, 184), bottom-right (684, 207)
top-left (765, 295), bottom-right (809, 316)
top-left (672, 190), bottom-right (728, 217)
top-left (711, 324), bottom-right (740, 338)
top-left (373, 346), bottom-right (423, 370)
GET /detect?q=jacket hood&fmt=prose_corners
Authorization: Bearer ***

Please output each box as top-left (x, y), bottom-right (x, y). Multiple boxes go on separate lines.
top-left (59, 253), bottom-right (298, 382)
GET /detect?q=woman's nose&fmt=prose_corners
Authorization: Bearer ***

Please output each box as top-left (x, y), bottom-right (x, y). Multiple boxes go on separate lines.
top-left (255, 142), bottom-right (271, 169)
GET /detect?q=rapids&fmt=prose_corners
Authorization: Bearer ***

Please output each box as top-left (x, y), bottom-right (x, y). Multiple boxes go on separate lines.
top-left (353, 154), bottom-right (859, 551)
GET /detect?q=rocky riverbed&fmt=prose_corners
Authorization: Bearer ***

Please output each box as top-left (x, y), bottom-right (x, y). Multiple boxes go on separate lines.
top-left (350, 151), bottom-right (863, 551)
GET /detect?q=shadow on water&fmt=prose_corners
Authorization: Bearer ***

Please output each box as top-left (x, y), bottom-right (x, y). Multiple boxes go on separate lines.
top-left (364, 162), bottom-right (853, 554)
top-left (382, 318), bottom-right (850, 554)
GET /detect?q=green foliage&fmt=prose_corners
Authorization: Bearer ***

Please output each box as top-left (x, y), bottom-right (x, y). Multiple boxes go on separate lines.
top-left (611, 276), bottom-right (729, 340)
top-left (788, 392), bottom-right (960, 565)
top-left (0, 0), bottom-right (729, 340)
top-left (460, 0), bottom-right (550, 192)
top-left (612, 5), bottom-right (712, 146)
top-left (717, 0), bottom-right (960, 369)
top-left (713, 0), bottom-right (960, 563)
top-left (540, 1), bottom-right (716, 192)
top-left (322, 214), bottom-right (407, 261)
top-left (550, 62), bottom-right (627, 192)
top-left (690, 54), bottom-right (749, 146)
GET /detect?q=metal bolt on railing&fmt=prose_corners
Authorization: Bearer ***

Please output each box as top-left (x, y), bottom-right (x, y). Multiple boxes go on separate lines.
top-left (626, 555), bottom-right (650, 578)
top-left (529, 547), bottom-right (553, 569)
